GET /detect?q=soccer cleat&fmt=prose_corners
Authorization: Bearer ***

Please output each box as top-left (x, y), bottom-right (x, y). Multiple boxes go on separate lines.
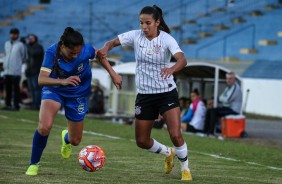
top-left (181, 169), bottom-right (192, 181)
top-left (61, 130), bottom-right (72, 159)
top-left (25, 164), bottom-right (39, 176)
top-left (164, 147), bottom-right (175, 174)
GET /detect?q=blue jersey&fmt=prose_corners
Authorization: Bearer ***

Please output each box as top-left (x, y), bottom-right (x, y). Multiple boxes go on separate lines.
top-left (41, 43), bottom-right (95, 98)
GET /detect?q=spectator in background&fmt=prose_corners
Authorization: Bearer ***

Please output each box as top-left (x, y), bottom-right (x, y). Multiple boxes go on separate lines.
top-left (20, 79), bottom-right (32, 106)
top-left (88, 78), bottom-right (105, 114)
top-left (181, 89), bottom-right (206, 133)
top-left (25, 34), bottom-right (44, 110)
top-left (179, 97), bottom-right (190, 118)
top-left (2, 28), bottom-right (27, 111)
top-left (204, 72), bottom-right (242, 135)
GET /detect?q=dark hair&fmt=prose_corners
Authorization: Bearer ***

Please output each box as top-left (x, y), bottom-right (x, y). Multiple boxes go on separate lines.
top-left (54, 27), bottom-right (84, 77)
top-left (20, 37), bottom-right (26, 44)
top-left (10, 28), bottom-right (20, 34)
top-left (139, 5), bottom-right (170, 34)
top-left (29, 34), bottom-right (38, 42)
top-left (192, 88), bottom-right (199, 96)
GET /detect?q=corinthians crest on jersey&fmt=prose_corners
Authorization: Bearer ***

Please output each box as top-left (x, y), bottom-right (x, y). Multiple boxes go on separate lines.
top-left (135, 106), bottom-right (141, 115)
top-left (153, 44), bottom-right (161, 54)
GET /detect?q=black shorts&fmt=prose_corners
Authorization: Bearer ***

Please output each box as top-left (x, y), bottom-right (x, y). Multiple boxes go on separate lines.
top-left (135, 89), bottom-right (180, 120)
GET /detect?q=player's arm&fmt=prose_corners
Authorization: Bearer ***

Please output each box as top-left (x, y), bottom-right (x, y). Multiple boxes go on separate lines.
top-left (171, 52), bottom-right (187, 73)
top-left (95, 52), bottom-right (122, 90)
top-left (160, 52), bottom-right (187, 79)
top-left (38, 68), bottom-right (81, 86)
top-left (98, 38), bottom-right (121, 58)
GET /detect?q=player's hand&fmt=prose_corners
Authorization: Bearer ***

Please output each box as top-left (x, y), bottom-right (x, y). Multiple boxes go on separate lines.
top-left (112, 74), bottom-right (122, 90)
top-left (96, 48), bottom-right (108, 60)
top-left (61, 76), bottom-right (81, 86)
top-left (160, 67), bottom-right (174, 80)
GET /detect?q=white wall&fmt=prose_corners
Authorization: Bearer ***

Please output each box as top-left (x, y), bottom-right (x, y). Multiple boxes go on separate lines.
top-left (242, 78), bottom-right (282, 118)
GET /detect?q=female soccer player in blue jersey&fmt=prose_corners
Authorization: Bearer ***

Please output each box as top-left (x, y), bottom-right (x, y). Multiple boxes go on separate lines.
top-left (99, 5), bottom-right (192, 181)
top-left (25, 27), bottom-right (122, 176)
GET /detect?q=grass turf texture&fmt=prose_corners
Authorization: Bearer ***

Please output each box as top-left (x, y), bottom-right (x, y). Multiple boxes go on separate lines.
top-left (0, 109), bottom-right (281, 184)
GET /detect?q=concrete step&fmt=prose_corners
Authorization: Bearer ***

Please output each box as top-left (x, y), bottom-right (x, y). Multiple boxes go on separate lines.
top-left (258, 40), bottom-right (278, 46)
top-left (240, 48), bottom-right (258, 54)
top-left (198, 32), bottom-right (213, 38)
top-left (182, 39), bottom-right (197, 44)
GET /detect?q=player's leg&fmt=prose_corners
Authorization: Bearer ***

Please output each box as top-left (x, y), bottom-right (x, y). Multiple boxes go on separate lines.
top-left (61, 120), bottom-right (84, 159)
top-left (26, 99), bottom-right (61, 176)
top-left (135, 118), bottom-right (172, 157)
top-left (163, 107), bottom-right (192, 181)
top-left (135, 119), bottom-right (154, 149)
top-left (61, 97), bottom-right (87, 158)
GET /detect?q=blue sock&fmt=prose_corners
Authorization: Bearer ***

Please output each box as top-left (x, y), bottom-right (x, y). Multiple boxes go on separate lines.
top-left (30, 130), bottom-right (49, 165)
top-left (64, 132), bottom-right (70, 144)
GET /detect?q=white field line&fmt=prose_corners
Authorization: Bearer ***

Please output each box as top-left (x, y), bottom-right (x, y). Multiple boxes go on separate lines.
top-left (0, 115), bottom-right (8, 119)
top-left (1, 116), bottom-right (282, 171)
top-left (190, 151), bottom-right (282, 171)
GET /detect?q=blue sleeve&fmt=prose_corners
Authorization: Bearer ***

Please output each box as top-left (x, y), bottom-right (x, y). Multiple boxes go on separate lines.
top-left (41, 44), bottom-right (56, 71)
top-left (41, 50), bottom-right (55, 70)
top-left (85, 44), bottom-right (95, 59)
top-left (181, 108), bottom-right (193, 123)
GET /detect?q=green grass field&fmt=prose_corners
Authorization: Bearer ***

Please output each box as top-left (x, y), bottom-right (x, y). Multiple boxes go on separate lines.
top-left (0, 109), bottom-right (281, 184)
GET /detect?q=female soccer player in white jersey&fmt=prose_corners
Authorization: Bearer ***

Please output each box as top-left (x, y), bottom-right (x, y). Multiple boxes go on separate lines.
top-left (25, 27), bottom-right (122, 176)
top-left (99, 5), bottom-right (192, 181)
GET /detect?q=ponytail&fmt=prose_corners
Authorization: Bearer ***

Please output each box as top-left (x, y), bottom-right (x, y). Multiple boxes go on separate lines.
top-left (152, 5), bottom-right (170, 34)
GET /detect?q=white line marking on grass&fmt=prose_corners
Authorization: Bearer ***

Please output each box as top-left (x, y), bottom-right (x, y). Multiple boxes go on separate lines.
top-left (2, 116), bottom-right (282, 171)
top-left (191, 151), bottom-right (282, 171)
top-left (19, 118), bottom-right (36, 123)
top-left (246, 161), bottom-right (282, 171)
top-left (16, 118), bottom-right (134, 141)
top-left (0, 115), bottom-right (8, 119)
top-left (83, 130), bottom-right (121, 140)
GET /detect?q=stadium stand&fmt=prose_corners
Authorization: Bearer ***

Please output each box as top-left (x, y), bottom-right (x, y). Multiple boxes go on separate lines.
top-left (0, 0), bottom-right (281, 64)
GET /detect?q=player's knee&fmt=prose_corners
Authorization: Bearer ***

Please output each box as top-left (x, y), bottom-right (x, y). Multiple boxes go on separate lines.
top-left (37, 124), bottom-right (52, 136)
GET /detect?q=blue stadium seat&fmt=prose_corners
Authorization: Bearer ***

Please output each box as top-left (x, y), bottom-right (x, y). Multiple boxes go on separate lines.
top-left (0, 0), bottom-right (281, 63)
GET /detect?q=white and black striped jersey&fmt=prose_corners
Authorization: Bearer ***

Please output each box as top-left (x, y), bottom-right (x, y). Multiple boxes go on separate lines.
top-left (118, 30), bottom-right (183, 94)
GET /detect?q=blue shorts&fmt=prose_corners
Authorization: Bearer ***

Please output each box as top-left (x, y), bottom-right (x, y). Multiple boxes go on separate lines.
top-left (42, 89), bottom-right (88, 122)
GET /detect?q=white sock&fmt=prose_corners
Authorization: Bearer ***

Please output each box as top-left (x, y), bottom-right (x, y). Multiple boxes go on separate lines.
top-left (174, 142), bottom-right (190, 171)
top-left (148, 139), bottom-right (171, 157)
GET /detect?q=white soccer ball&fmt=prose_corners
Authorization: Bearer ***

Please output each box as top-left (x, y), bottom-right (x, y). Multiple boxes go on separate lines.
top-left (78, 145), bottom-right (106, 172)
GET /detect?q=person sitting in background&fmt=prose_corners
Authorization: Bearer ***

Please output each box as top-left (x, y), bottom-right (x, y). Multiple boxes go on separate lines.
top-left (181, 89), bottom-right (206, 133)
top-left (179, 97), bottom-right (190, 118)
top-left (20, 79), bottom-right (32, 106)
top-left (206, 97), bottom-right (214, 109)
top-left (88, 78), bottom-right (105, 114)
top-left (204, 72), bottom-right (242, 135)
